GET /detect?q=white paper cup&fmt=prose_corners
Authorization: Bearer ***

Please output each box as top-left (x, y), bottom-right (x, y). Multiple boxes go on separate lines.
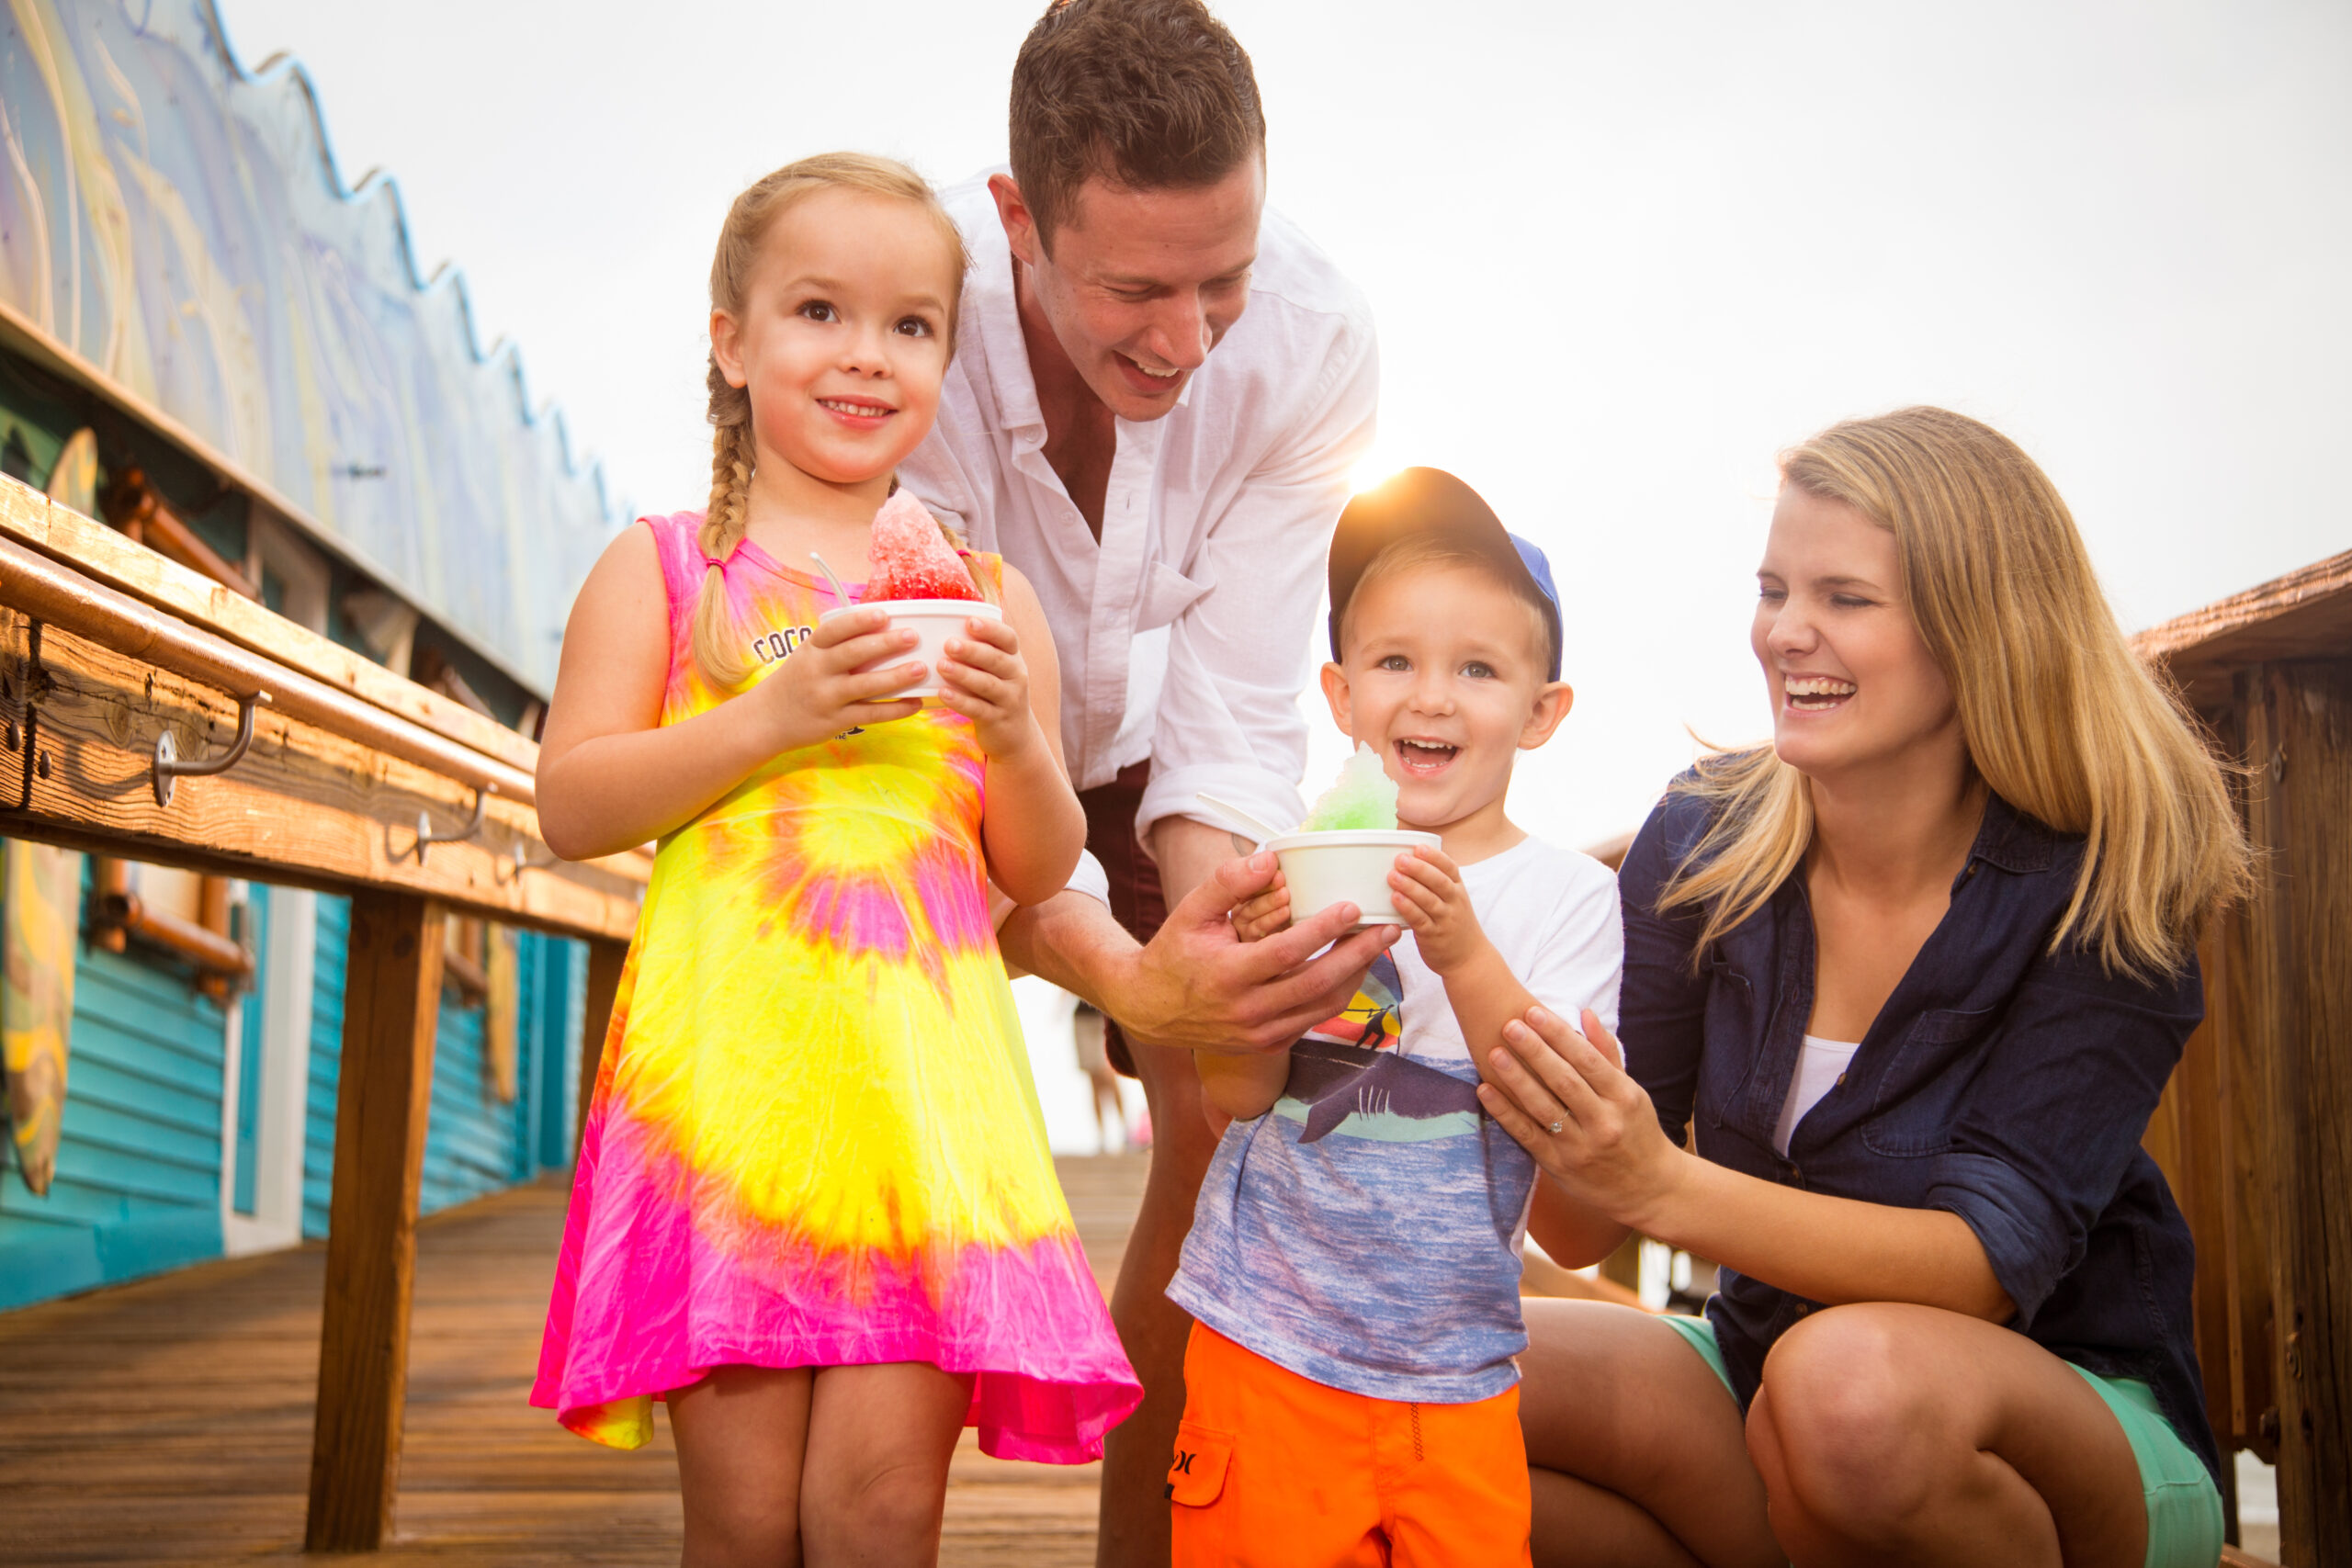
top-left (817, 598), bottom-right (1004, 703)
top-left (1265, 829), bottom-right (1442, 930)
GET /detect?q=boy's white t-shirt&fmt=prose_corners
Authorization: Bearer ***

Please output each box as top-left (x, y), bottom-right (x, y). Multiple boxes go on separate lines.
top-left (1169, 835), bottom-right (1623, 1404)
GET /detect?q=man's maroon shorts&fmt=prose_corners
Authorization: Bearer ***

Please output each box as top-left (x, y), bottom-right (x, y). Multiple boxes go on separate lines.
top-left (1078, 760), bottom-right (1167, 1077)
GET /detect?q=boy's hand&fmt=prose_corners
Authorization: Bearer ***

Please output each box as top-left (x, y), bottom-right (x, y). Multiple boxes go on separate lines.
top-left (1389, 845), bottom-right (1490, 974)
top-left (1230, 866), bottom-right (1291, 942)
top-left (752, 605), bottom-right (923, 751)
top-left (937, 615), bottom-right (1046, 761)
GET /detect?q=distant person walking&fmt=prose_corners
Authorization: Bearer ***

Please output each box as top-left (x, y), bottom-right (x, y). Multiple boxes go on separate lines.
top-left (899, 4), bottom-right (1388, 1558)
top-left (1072, 1000), bottom-right (1127, 1153)
top-left (1484, 409), bottom-right (2245, 1568)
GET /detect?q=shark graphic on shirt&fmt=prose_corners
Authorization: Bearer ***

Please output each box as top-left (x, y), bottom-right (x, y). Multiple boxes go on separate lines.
top-left (1272, 954), bottom-right (1485, 1144)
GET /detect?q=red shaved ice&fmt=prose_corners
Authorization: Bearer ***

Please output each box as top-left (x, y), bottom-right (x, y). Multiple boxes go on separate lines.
top-left (865, 491), bottom-right (981, 603)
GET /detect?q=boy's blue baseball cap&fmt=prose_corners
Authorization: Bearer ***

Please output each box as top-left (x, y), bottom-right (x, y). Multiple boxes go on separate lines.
top-left (1327, 467), bottom-right (1564, 682)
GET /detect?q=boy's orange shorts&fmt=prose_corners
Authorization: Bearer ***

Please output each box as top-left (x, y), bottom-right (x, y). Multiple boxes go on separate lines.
top-left (1167, 1322), bottom-right (1532, 1567)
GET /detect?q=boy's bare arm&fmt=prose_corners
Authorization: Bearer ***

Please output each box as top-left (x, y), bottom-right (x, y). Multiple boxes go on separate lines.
top-left (1389, 849), bottom-right (1547, 1092)
top-left (1195, 1043), bottom-right (1292, 1122)
top-left (1392, 848), bottom-right (1632, 1265)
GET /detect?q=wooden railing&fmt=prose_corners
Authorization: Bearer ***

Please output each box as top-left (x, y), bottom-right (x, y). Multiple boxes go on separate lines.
top-left (0, 472), bottom-right (639, 1551)
top-left (2134, 551), bottom-right (2352, 1566)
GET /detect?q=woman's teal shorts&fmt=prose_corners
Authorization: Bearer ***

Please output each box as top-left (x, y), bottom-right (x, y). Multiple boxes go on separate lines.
top-left (1657, 1312), bottom-right (2224, 1568)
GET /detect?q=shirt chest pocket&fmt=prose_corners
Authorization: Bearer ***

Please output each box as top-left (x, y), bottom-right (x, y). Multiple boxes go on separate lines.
top-left (1863, 1004), bottom-right (2002, 1157)
top-left (1137, 560), bottom-right (1211, 632)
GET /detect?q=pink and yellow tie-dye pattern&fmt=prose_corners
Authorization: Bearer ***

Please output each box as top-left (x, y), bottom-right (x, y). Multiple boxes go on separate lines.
top-left (531, 514), bottom-right (1140, 1462)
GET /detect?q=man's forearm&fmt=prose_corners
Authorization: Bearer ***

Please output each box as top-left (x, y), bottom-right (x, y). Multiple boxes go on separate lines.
top-left (1149, 816), bottom-right (1252, 908)
top-left (996, 889), bottom-right (1139, 1013)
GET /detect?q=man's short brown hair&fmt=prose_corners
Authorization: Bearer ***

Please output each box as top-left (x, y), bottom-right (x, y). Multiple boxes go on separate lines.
top-left (1009, 0), bottom-right (1266, 248)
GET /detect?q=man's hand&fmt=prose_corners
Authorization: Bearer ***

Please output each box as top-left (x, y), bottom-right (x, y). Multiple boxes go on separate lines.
top-left (1114, 852), bottom-right (1396, 1054)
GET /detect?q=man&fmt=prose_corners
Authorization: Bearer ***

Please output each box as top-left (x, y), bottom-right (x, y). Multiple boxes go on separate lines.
top-left (898, 2), bottom-right (1388, 1559)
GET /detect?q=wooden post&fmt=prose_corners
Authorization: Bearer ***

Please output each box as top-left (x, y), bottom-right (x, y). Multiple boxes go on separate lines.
top-left (574, 938), bottom-right (628, 1155)
top-left (305, 891), bottom-right (447, 1551)
top-left (2243, 661), bottom-right (2352, 1562)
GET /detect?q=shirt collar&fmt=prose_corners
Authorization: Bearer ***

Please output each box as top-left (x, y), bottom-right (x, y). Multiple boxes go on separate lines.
top-left (1969, 792), bottom-right (2062, 875)
top-left (969, 225), bottom-right (1045, 437)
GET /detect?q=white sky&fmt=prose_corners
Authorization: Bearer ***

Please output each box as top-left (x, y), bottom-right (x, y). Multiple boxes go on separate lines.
top-left (214, 0), bottom-right (2348, 1148)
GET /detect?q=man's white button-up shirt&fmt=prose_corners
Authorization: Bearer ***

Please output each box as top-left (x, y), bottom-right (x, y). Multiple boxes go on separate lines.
top-left (901, 174), bottom-right (1380, 882)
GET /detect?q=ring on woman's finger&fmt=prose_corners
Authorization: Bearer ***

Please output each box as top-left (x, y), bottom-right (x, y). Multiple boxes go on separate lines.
top-left (1547, 1119), bottom-right (1565, 1134)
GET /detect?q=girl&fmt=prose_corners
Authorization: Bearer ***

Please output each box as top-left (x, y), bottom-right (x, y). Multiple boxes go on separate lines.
top-left (1481, 408), bottom-right (2245, 1568)
top-left (529, 154), bottom-right (1141, 1567)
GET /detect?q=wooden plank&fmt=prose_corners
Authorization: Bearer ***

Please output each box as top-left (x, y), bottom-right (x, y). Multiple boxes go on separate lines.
top-left (2245, 660), bottom-right (2352, 1562)
top-left (307, 892), bottom-right (447, 1551)
top-left (0, 1157), bottom-right (1149, 1563)
top-left (0, 607), bottom-right (641, 942)
top-left (575, 940), bottom-right (628, 1150)
top-left (2133, 547), bottom-right (2352, 712)
top-left (2145, 976), bottom-right (2235, 1458)
top-left (2216, 890), bottom-right (2279, 1461)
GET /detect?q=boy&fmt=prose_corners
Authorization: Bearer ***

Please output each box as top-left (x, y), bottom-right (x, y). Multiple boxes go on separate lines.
top-left (1165, 468), bottom-right (1623, 1566)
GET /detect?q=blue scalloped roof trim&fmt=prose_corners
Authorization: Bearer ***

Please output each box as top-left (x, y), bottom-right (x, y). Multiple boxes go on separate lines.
top-left (196, 0), bottom-right (619, 520)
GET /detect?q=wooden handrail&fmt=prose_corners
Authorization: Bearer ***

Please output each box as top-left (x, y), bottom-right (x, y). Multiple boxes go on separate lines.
top-left (0, 530), bottom-right (537, 805)
top-left (0, 475), bottom-right (544, 778)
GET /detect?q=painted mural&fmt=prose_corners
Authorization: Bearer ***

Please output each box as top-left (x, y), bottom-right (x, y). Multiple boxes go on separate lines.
top-left (0, 0), bottom-right (621, 693)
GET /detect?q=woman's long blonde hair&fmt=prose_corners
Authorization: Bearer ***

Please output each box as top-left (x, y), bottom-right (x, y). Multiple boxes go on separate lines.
top-left (692, 152), bottom-right (970, 688)
top-left (1661, 406), bottom-right (2251, 976)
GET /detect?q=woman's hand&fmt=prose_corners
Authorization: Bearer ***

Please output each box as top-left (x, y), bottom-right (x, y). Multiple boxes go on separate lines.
top-left (1229, 866), bottom-right (1291, 942)
top-left (938, 614), bottom-right (1046, 761)
top-left (751, 605), bottom-right (924, 752)
top-left (1476, 1006), bottom-right (1687, 1232)
top-left (1388, 846), bottom-right (1487, 974)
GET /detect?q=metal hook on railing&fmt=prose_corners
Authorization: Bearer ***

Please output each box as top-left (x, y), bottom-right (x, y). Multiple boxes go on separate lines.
top-left (409, 782), bottom-right (496, 864)
top-left (154, 691), bottom-right (270, 807)
top-left (498, 835), bottom-right (560, 884)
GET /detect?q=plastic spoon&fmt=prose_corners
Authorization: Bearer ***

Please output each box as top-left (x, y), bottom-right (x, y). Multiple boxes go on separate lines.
top-left (1193, 792), bottom-right (1291, 845)
top-left (808, 551), bottom-right (854, 609)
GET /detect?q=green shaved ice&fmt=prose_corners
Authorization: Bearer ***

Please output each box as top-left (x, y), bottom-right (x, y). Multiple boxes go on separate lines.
top-left (1300, 743), bottom-right (1399, 831)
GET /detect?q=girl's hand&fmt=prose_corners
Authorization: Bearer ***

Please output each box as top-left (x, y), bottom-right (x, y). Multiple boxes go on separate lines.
top-left (1229, 866), bottom-right (1291, 942)
top-left (1388, 846), bottom-right (1488, 975)
top-left (938, 615), bottom-right (1045, 761)
top-left (1476, 1007), bottom-right (1685, 1231)
top-left (753, 606), bottom-right (924, 751)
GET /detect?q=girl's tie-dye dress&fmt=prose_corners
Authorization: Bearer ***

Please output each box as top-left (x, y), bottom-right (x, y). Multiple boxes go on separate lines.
top-left (531, 513), bottom-right (1140, 1462)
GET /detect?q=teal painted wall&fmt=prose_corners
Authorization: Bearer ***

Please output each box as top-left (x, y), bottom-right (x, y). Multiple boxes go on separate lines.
top-left (4, 886), bottom-right (583, 1309)
top-left (0, 937), bottom-right (228, 1311)
top-left (301, 897), bottom-right (582, 1240)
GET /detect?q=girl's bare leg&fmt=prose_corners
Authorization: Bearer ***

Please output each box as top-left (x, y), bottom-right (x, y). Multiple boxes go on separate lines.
top-left (669, 1364), bottom-right (817, 1568)
top-left (1748, 1303), bottom-right (2147, 1568)
top-left (1521, 1299), bottom-right (1783, 1568)
top-left (798, 1361), bottom-right (975, 1567)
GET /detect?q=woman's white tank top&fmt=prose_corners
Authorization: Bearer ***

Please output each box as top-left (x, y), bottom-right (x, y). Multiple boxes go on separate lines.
top-left (1772, 1034), bottom-right (1861, 1157)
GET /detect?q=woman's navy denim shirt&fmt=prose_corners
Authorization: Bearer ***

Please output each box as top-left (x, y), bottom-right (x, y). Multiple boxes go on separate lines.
top-left (1620, 781), bottom-right (2220, 1485)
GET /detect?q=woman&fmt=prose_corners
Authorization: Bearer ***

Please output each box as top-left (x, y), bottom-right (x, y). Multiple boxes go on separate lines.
top-left (1481, 408), bottom-right (2246, 1568)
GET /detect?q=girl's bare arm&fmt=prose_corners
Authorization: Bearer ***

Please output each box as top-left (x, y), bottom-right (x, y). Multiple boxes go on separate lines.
top-left (941, 567), bottom-right (1086, 906)
top-left (535, 525), bottom-right (925, 861)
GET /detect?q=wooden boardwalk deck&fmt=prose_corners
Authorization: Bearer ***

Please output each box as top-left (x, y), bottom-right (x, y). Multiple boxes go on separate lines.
top-left (0, 1154), bottom-right (1149, 1567)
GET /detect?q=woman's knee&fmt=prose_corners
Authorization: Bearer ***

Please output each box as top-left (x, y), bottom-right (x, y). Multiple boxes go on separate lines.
top-left (1752, 1305), bottom-right (1951, 1530)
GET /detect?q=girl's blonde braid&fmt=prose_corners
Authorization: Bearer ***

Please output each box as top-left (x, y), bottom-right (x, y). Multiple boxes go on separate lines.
top-left (688, 365), bottom-right (759, 688)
